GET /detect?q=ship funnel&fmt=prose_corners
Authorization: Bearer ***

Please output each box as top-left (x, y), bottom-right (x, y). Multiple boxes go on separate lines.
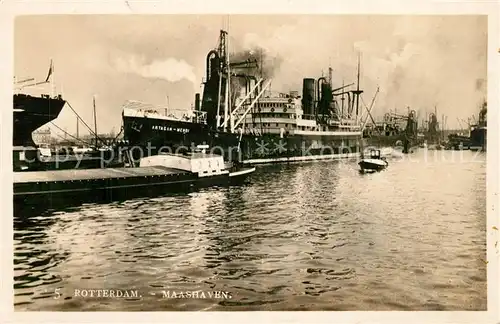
top-left (195, 93), bottom-right (200, 110)
top-left (317, 77), bottom-right (327, 102)
top-left (317, 79), bottom-right (334, 118)
top-left (302, 78), bottom-right (315, 116)
top-left (206, 50), bottom-right (220, 81)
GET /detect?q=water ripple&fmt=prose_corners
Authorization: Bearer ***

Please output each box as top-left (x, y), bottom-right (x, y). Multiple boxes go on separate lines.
top-left (13, 150), bottom-right (486, 310)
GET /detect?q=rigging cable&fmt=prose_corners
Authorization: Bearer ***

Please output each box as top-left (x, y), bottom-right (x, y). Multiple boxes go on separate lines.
top-left (65, 101), bottom-right (106, 145)
top-left (110, 126), bottom-right (124, 145)
top-left (49, 121), bottom-right (94, 147)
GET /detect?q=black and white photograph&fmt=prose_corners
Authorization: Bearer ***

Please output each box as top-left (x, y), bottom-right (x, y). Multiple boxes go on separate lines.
top-left (4, 2), bottom-right (499, 321)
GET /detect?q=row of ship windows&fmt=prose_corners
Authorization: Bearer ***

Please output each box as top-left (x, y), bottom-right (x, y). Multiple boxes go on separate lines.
top-left (248, 139), bottom-right (359, 147)
top-left (252, 123), bottom-right (336, 132)
top-left (251, 113), bottom-right (295, 119)
top-left (255, 123), bottom-right (290, 128)
top-left (256, 102), bottom-right (292, 108)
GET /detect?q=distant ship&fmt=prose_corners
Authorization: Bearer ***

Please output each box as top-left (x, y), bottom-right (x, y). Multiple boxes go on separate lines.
top-left (362, 110), bottom-right (419, 153)
top-left (122, 29), bottom-right (364, 165)
top-left (469, 101), bottom-right (487, 151)
top-left (446, 101), bottom-right (486, 151)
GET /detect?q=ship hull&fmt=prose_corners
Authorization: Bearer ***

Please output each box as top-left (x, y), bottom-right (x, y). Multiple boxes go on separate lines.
top-left (447, 128), bottom-right (486, 152)
top-left (13, 94), bottom-right (66, 146)
top-left (469, 127), bottom-right (486, 152)
top-left (364, 134), bottom-right (403, 147)
top-left (364, 134), bottom-right (422, 146)
top-left (123, 115), bottom-right (362, 165)
top-left (14, 165), bottom-right (255, 208)
top-left (447, 134), bottom-right (471, 150)
top-left (358, 159), bottom-right (388, 172)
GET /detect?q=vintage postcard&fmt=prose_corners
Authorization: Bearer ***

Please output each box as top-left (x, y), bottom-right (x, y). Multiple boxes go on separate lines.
top-left (3, 0), bottom-right (499, 323)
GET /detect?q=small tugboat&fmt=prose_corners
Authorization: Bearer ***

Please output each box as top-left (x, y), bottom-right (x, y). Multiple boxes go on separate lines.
top-left (358, 149), bottom-right (388, 173)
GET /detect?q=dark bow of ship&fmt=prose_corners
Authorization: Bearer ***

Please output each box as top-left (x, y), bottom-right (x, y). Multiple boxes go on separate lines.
top-left (14, 93), bottom-right (66, 147)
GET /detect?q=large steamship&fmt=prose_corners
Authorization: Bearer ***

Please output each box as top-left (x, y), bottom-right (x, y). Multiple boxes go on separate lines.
top-left (123, 30), bottom-right (364, 165)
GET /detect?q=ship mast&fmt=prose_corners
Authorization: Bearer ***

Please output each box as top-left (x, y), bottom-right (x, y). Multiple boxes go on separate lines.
top-left (434, 105), bottom-right (438, 132)
top-left (341, 79), bottom-right (345, 119)
top-left (352, 53), bottom-right (363, 123)
top-left (216, 68), bottom-right (223, 128)
top-left (215, 30), bottom-right (224, 129)
top-left (355, 53), bottom-right (361, 122)
top-left (225, 26), bottom-right (230, 133)
top-left (328, 66), bottom-right (333, 88)
top-left (49, 59), bottom-right (55, 98)
top-left (93, 96), bottom-right (98, 149)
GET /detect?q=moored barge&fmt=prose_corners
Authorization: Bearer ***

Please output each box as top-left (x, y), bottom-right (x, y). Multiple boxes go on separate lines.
top-left (14, 151), bottom-right (255, 205)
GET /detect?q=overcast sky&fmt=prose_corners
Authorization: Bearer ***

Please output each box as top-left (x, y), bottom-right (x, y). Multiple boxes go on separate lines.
top-left (14, 15), bottom-right (487, 136)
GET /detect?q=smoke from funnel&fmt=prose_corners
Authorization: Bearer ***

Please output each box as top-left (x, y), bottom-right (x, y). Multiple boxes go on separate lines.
top-left (224, 37), bottom-right (284, 109)
top-left (113, 55), bottom-right (198, 91)
top-left (227, 44), bottom-right (283, 105)
top-left (230, 46), bottom-right (283, 80)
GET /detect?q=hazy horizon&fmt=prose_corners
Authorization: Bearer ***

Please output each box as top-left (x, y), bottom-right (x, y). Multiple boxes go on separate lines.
top-left (14, 15), bottom-right (487, 137)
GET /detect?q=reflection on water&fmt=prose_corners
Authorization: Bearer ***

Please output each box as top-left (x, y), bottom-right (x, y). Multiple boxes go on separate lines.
top-left (14, 150), bottom-right (487, 311)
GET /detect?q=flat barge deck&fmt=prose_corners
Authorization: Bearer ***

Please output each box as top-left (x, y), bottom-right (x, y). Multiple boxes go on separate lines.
top-left (14, 166), bottom-right (194, 196)
top-left (14, 152), bottom-right (255, 205)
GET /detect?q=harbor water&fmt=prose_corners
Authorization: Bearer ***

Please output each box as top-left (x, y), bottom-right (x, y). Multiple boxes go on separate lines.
top-left (14, 149), bottom-right (487, 311)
